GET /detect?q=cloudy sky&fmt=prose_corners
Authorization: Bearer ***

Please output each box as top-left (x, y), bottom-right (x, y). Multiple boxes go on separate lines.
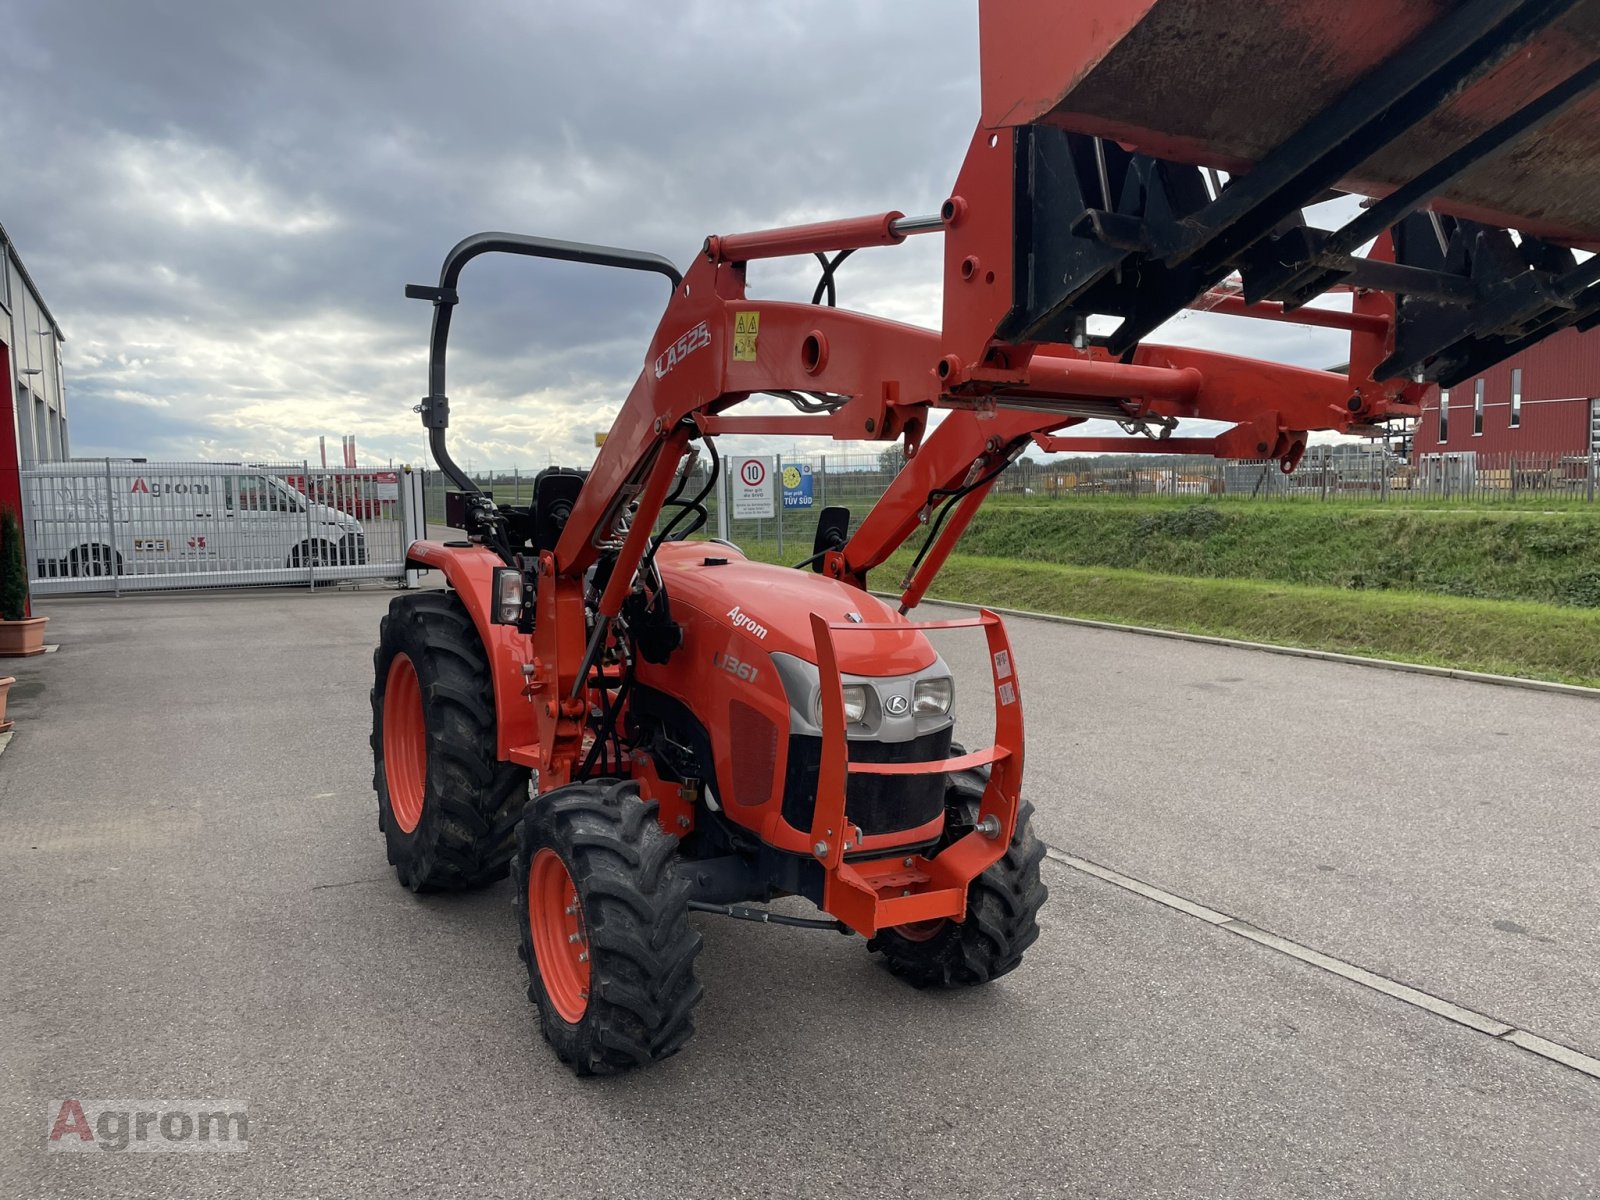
top-left (1, 0), bottom-right (1355, 470)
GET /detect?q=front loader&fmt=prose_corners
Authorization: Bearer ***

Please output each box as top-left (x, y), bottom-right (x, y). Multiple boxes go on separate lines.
top-left (372, 0), bottom-right (1600, 1073)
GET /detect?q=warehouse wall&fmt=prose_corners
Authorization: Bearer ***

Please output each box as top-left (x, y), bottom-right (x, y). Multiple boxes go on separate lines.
top-left (1413, 325), bottom-right (1600, 459)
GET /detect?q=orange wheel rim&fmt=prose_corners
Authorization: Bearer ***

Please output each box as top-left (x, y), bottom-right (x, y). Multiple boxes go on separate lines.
top-left (382, 654), bottom-right (427, 834)
top-left (529, 849), bottom-right (590, 1022)
top-left (894, 918), bottom-right (948, 943)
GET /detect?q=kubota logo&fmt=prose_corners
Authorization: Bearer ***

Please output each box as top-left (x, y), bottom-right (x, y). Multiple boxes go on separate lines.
top-left (884, 694), bottom-right (909, 715)
top-left (726, 605), bottom-right (767, 640)
top-left (653, 321), bottom-right (711, 379)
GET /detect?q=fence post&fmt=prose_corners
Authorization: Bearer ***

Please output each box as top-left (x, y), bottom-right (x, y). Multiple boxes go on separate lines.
top-left (1589, 451), bottom-right (1597, 504)
top-left (303, 461), bottom-right (317, 589)
top-left (104, 456), bottom-right (120, 597)
top-left (775, 454), bottom-right (784, 557)
top-left (716, 468), bottom-right (730, 541)
top-left (400, 466), bottom-right (423, 588)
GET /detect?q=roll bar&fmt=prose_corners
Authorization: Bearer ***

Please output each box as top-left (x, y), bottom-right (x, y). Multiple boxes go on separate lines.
top-left (405, 232), bottom-right (683, 494)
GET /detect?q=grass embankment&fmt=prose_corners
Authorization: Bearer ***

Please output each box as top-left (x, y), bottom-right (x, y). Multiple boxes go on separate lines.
top-left (926, 554), bottom-right (1600, 687)
top-left (962, 501), bottom-right (1600, 607)
top-left (733, 500), bottom-right (1600, 687)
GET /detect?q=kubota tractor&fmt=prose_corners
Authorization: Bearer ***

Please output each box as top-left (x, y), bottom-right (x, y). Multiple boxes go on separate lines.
top-left (373, 0), bottom-right (1600, 1073)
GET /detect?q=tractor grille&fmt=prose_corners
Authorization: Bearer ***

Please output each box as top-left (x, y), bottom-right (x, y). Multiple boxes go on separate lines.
top-left (727, 700), bottom-right (779, 807)
top-left (781, 727), bottom-right (951, 837)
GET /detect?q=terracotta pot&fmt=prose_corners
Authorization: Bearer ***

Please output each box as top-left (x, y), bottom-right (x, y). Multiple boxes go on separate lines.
top-left (0, 616), bottom-right (48, 657)
top-left (0, 675), bottom-right (13, 732)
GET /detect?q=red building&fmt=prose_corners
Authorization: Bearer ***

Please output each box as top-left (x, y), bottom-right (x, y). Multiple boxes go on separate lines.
top-left (1412, 326), bottom-right (1600, 462)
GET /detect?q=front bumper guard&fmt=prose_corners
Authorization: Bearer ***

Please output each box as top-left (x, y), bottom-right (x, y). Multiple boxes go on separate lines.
top-left (808, 608), bottom-right (1023, 936)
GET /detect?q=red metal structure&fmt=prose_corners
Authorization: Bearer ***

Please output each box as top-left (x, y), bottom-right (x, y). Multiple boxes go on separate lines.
top-left (283, 471), bottom-right (396, 521)
top-left (0, 343), bottom-right (20, 605)
top-left (1411, 324), bottom-right (1600, 458)
top-left (371, 0), bottom-right (1600, 1074)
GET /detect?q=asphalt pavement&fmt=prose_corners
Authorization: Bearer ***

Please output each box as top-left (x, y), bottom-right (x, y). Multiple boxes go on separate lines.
top-left (921, 600), bottom-right (1600, 1054)
top-left (1, 585), bottom-right (1596, 1199)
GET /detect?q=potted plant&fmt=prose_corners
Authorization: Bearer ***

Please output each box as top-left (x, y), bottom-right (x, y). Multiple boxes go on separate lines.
top-left (0, 507), bottom-right (47, 657)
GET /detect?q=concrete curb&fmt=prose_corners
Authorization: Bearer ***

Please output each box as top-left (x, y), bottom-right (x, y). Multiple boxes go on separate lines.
top-left (879, 592), bottom-right (1600, 702)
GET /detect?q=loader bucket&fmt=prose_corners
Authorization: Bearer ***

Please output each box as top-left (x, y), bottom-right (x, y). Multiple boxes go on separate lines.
top-left (980, 0), bottom-right (1600, 248)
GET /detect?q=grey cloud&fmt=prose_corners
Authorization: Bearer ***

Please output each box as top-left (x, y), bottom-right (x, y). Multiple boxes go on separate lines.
top-left (3, 0), bottom-right (1346, 467)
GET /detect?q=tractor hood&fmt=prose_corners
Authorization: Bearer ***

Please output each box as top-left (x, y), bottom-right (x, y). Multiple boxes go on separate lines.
top-left (652, 541), bottom-right (936, 676)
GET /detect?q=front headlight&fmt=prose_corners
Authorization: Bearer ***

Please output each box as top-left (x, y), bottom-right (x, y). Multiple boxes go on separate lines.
top-left (818, 684), bottom-right (870, 726)
top-left (491, 567), bottom-right (525, 624)
top-left (842, 685), bottom-right (869, 724)
top-left (913, 676), bottom-right (953, 715)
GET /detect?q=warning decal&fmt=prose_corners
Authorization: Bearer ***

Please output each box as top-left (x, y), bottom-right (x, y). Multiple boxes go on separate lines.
top-left (732, 311), bottom-right (760, 363)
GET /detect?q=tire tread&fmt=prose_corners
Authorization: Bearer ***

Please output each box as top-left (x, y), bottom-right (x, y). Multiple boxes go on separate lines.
top-left (513, 780), bottom-right (703, 1076)
top-left (370, 591), bottom-right (529, 891)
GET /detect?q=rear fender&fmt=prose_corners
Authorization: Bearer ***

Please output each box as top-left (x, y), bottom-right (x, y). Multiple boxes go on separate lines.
top-left (404, 540), bottom-right (537, 760)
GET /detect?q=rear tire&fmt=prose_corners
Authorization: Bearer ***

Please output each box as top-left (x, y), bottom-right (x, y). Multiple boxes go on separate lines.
top-left (513, 779), bottom-right (703, 1075)
top-left (868, 761), bottom-right (1047, 988)
top-left (370, 591), bottom-right (530, 890)
top-left (288, 539), bottom-right (333, 570)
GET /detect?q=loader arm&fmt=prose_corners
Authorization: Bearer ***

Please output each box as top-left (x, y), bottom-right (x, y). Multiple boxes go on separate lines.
top-left (407, 0), bottom-right (1600, 788)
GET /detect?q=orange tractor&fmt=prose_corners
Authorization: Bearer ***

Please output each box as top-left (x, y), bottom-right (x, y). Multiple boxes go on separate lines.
top-left (374, 0), bottom-right (1600, 1073)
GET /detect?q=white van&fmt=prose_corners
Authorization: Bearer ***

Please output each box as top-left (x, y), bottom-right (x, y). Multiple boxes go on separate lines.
top-left (23, 462), bottom-right (366, 583)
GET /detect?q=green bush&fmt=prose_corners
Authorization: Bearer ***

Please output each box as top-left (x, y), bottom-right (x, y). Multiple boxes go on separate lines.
top-left (1134, 505), bottom-right (1226, 539)
top-left (0, 508), bottom-right (27, 622)
top-left (1560, 570), bottom-right (1600, 608)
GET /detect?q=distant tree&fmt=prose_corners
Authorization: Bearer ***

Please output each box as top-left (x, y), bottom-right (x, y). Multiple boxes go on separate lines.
top-left (876, 443), bottom-right (906, 475)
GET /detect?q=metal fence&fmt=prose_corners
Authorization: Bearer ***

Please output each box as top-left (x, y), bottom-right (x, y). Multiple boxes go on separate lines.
top-left (422, 443), bottom-right (1600, 566)
top-left (21, 460), bottom-right (426, 596)
top-left (1013, 447), bottom-right (1600, 505)
top-left (422, 453), bottom-right (914, 560)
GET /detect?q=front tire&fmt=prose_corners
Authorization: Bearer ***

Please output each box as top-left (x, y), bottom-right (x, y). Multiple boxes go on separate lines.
top-left (370, 591), bottom-right (530, 890)
top-left (868, 763), bottom-right (1048, 987)
top-left (514, 780), bottom-right (703, 1075)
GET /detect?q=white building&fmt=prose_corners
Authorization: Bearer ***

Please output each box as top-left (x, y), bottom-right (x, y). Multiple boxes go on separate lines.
top-left (2, 220), bottom-right (69, 466)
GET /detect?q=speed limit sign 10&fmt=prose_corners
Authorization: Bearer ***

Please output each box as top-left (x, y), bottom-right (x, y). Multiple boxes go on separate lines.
top-left (732, 456), bottom-right (775, 518)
